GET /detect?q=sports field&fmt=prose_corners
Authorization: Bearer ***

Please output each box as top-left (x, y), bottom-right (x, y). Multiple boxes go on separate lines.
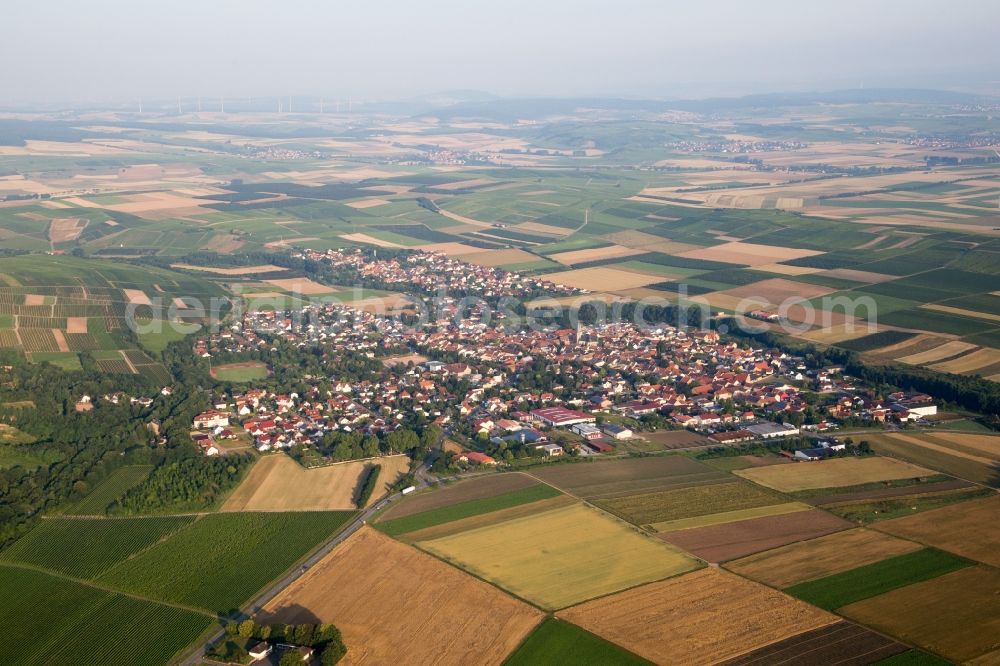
top-left (734, 456), bottom-right (935, 492)
top-left (222, 454), bottom-right (409, 511)
top-left (210, 361), bottom-right (268, 382)
top-left (558, 568), bottom-right (836, 665)
top-left (418, 502), bottom-right (699, 610)
top-left (262, 528), bottom-right (542, 665)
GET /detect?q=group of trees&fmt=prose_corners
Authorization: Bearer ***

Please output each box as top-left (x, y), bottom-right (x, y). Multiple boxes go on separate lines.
top-left (109, 454), bottom-right (253, 514)
top-left (354, 464), bottom-right (382, 508)
top-left (215, 619), bottom-right (346, 665)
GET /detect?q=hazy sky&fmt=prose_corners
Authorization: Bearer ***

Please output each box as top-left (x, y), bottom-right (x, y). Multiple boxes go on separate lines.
top-left (3, 0), bottom-right (999, 105)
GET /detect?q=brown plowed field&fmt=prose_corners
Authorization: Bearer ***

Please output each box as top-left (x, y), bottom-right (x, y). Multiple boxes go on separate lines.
top-left (558, 568), bottom-right (836, 665)
top-left (716, 621), bottom-right (908, 666)
top-left (261, 527), bottom-right (543, 665)
top-left (530, 456), bottom-right (727, 500)
top-left (659, 509), bottom-right (851, 563)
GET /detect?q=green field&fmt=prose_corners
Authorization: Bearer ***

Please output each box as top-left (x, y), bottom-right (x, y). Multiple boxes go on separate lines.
top-left (65, 465), bottom-right (153, 515)
top-left (786, 548), bottom-right (972, 610)
top-left (0, 516), bottom-right (195, 579)
top-left (377, 484), bottom-right (562, 537)
top-left (504, 618), bottom-right (651, 666)
top-left (592, 480), bottom-right (785, 526)
top-left (0, 565), bottom-right (212, 666)
top-left (99, 511), bottom-right (354, 613)
top-left (212, 363), bottom-right (269, 382)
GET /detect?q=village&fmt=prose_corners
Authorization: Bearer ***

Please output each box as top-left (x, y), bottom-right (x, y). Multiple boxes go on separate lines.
top-left (189, 250), bottom-right (940, 467)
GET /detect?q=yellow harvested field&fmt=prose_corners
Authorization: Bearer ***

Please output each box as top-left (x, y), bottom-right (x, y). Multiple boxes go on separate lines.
top-left (929, 347), bottom-right (1000, 373)
top-left (222, 454), bottom-right (409, 511)
top-left (840, 566), bottom-right (1000, 663)
top-left (726, 528), bottom-right (923, 588)
top-left (51, 329), bottom-right (69, 352)
top-left (676, 241), bottom-right (823, 267)
top-left (454, 249), bottom-right (540, 267)
top-left (344, 197), bottom-right (390, 209)
top-left (418, 241), bottom-right (490, 255)
top-left (545, 267), bottom-right (665, 293)
top-left (896, 340), bottom-right (978, 365)
top-left (797, 322), bottom-right (876, 344)
top-left (262, 528), bottom-right (543, 666)
top-left (710, 279), bottom-right (837, 311)
top-left (875, 495), bottom-right (1000, 567)
top-left (338, 232), bottom-right (406, 248)
top-left (600, 230), bottom-right (702, 254)
top-left (735, 457), bottom-right (935, 493)
top-left (922, 304), bottom-right (1000, 323)
top-left (880, 432), bottom-right (997, 466)
top-left (752, 263), bottom-right (823, 276)
top-left (548, 245), bottom-right (644, 266)
top-left (121, 289), bottom-right (152, 306)
top-left (433, 177), bottom-right (495, 191)
top-left (516, 221), bottom-right (572, 236)
top-left (66, 317), bottom-right (87, 334)
top-left (48, 217), bottom-right (87, 242)
top-left (437, 209), bottom-right (494, 228)
top-left (171, 263), bottom-right (286, 276)
top-left (558, 568), bottom-right (836, 665)
top-left (418, 502), bottom-right (699, 610)
top-left (265, 277), bottom-right (339, 294)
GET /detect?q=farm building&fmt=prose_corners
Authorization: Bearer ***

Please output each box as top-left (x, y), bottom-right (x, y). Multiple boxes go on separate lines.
top-left (746, 422), bottom-right (800, 439)
top-left (571, 423), bottom-right (603, 440)
top-left (603, 424), bottom-right (633, 440)
top-left (708, 429), bottom-right (755, 444)
top-left (531, 406), bottom-right (595, 427)
top-left (249, 642), bottom-right (272, 660)
top-left (586, 440), bottom-right (614, 453)
top-left (537, 443), bottom-right (565, 457)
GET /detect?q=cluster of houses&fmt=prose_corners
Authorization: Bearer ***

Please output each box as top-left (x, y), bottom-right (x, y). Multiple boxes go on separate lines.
top-left (296, 248), bottom-right (582, 299)
top-left (187, 250), bottom-right (941, 462)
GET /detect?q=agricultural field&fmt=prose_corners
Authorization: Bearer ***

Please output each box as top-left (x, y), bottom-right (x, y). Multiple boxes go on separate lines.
top-left (529, 456), bottom-right (728, 500)
top-left (734, 456), bottom-right (936, 492)
top-left (262, 527), bottom-right (544, 665)
top-left (0, 516), bottom-right (195, 579)
top-left (840, 566), bottom-right (1000, 663)
top-left (376, 482), bottom-right (563, 537)
top-left (0, 254), bottom-right (224, 371)
top-left (417, 502), bottom-right (699, 610)
top-left (591, 479), bottom-right (793, 530)
top-left (221, 453), bottom-right (409, 511)
top-left (0, 565), bottom-right (213, 666)
top-left (377, 472), bottom-right (540, 520)
top-left (716, 621), bottom-right (908, 666)
top-left (99, 511), bottom-right (355, 613)
top-left (784, 548), bottom-right (971, 610)
top-left (504, 619), bottom-right (651, 666)
top-left (873, 494), bottom-right (1000, 567)
top-left (867, 431), bottom-right (1000, 487)
top-left (557, 568), bottom-right (836, 665)
top-left (63, 464), bottom-right (153, 515)
top-left (659, 509), bottom-right (851, 563)
top-left (725, 528), bottom-right (924, 588)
